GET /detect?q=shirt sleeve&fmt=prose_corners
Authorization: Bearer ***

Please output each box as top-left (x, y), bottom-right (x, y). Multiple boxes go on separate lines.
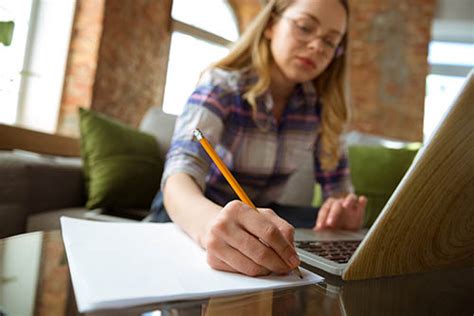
top-left (160, 79), bottom-right (231, 192)
top-left (314, 136), bottom-right (354, 200)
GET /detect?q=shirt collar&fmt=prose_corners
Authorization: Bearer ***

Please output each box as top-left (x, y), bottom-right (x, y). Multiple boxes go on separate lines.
top-left (299, 80), bottom-right (318, 109)
top-left (240, 70), bottom-right (319, 112)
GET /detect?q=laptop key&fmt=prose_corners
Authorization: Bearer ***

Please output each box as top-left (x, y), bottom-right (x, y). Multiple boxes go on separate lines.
top-left (296, 240), bottom-right (361, 264)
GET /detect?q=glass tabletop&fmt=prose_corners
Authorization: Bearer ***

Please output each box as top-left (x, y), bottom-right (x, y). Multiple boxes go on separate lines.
top-left (0, 230), bottom-right (472, 316)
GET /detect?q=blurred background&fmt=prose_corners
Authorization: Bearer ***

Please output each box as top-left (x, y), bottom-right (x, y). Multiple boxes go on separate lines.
top-left (1, 3), bottom-right (472, 314)
top-left (0, 0), bottom-right (473, 141)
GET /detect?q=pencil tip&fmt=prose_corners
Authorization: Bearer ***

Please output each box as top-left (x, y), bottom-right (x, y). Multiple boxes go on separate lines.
top-left (295, 268), bottom-right (303, 279)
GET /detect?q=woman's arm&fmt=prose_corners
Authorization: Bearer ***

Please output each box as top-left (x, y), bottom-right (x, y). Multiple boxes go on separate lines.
top-left (163, 172), bottom-right (221, 247)
top-left (313, 139), bottom-right (367, 231)
top-left (163, 172), bottom-right (301, 276)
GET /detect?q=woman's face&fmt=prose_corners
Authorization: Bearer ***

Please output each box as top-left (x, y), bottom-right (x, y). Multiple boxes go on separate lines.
top-left (265, 0), bottom-right (347, 84)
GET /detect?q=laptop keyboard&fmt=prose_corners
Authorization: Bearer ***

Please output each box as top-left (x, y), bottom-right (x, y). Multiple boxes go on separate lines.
top-left (295, 240), bottom-right (361, 264)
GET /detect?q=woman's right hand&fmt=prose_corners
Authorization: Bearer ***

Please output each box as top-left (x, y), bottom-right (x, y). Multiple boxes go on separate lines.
top-left (202, 200), bottom-right (300, 276)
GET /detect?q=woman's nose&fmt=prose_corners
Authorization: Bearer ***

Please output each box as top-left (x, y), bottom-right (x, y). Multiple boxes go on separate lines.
top-left (307, 37), bottom-right (327, 55)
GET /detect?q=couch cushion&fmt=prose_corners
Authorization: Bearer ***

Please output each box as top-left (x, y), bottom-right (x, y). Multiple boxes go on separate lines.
top-left (0, 151), bottom-right (85, 237)
top-left (79, 108), bottom-right (163, 211)
top-left (139, 106), bottom-right (177, 161)
top-left (26, 208), bottom-right (89, 232)
top-left (348, 144), bottom-right (421, 227)
top-left (26, 207), bottom-right (149, 232)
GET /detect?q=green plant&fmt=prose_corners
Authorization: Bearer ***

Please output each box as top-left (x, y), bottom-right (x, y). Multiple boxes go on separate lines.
top-left (0, 21), bottom-right (14, 46)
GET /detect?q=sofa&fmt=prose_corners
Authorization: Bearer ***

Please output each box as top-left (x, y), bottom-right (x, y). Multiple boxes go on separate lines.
top-left (0, 107), bottom-right (420, 238)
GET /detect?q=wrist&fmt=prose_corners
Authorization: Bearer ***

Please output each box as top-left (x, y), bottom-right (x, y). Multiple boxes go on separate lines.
top-left (196, 210), bottom-right (219, 249)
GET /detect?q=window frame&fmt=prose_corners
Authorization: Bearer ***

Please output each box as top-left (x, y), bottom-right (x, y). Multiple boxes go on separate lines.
top-left (0, 0), bottom-right (77, 133)
top-left (161, 3), bottom-right (238, 115)
top-left (171, 19), bottom-right (233, 47)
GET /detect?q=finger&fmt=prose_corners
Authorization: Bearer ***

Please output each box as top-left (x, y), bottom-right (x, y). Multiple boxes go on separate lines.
top-left (356, 195), bottom-right (368, 227)
top-left (315, 198), bottom-right (334, 231)
top-left (345, 195), bottom-right (367, 230)
top-left (325, 200), bottom-right (344, 228)
top-left (207, 235), bottom-right (270, 277)
top-left (342, 193), bottom-right (358, 209)
top-left (237, 209), bottom-right (300, 269)
top-left (207, 253), bottom-right (238, 273)
top-left (222, 225), bottom-right (292, 274)
top-left (259, 208), bottom-right (295, 244)
top-left (357, 195), bottom-right (368, 212)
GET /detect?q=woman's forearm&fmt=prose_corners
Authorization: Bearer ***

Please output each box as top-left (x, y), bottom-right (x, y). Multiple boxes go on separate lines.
top-left (163, 173), bottom-right (221, 248)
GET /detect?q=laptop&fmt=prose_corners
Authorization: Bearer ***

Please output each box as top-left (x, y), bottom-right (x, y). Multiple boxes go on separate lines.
top-left (294, 71), bottom-right (474, 281)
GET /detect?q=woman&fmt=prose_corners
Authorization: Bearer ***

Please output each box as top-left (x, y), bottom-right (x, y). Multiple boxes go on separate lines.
top-left (152, 0), bottom-right (367, 276)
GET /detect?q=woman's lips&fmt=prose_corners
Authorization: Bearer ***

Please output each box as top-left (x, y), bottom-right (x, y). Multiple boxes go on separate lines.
top-left (296, 57), bottom-right (316, 69)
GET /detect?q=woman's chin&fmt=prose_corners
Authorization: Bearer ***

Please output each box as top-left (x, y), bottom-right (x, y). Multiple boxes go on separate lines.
top-left (283, 65), bottom-right (323, 83)
top-left (285, 72), bottom-right (319, 84)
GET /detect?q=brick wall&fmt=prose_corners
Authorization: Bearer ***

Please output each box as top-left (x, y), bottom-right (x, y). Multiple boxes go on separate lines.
top-left (348, 0), bottom-right (436, 141)
top-left (56, 0), bottom-right (105, 137)
top-left (228, 0), bottom-right (262, 33)
top-left (56, 0), bottom-right (435, 141)
top-left (90, 0), bottom-right (172, 128)
top-left (227, 0), bottom-right (435, 141)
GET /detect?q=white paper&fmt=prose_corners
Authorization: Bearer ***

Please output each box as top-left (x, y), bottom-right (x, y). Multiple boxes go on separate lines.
top-left (60, 217), bottom-right (323, 312)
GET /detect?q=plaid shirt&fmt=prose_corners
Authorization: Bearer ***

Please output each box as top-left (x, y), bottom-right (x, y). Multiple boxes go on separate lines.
top-left (161, 68), bottom-right (353, 207)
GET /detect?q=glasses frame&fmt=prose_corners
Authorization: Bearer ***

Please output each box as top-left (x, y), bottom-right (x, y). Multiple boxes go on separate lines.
top-left (279, 15), bottom-right (345, 59)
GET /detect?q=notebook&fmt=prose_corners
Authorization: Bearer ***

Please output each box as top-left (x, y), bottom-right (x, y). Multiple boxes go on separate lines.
top-left (60, 217), bottom-right (322, 312)
top-left (294, 70), bottom-right (474, 280)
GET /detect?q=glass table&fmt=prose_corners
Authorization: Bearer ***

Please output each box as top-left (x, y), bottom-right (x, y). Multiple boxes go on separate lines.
top-left (0, 230), bottom-right (472, 315)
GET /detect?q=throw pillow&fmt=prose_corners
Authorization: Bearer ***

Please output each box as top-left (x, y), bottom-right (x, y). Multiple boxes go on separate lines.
top-left (79, 108), bottom-right (163, 210)
top-left (348, 144), bottom-right (420, 227)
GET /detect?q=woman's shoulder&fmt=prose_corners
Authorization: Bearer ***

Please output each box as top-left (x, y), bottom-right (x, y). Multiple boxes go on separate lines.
top-left (199, 67), bottom-right (255, 93)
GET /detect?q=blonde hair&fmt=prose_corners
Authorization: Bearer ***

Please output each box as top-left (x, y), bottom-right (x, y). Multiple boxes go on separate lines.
top-left (212, 0), bottom-right (350, 171)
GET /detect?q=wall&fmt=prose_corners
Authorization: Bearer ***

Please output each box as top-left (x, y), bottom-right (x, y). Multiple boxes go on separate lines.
top-left (348, 0), bottom-right (436, 141)
top-left (56, 0), bottom-right (436, 141)
top-left (227, 0), bottom-right (262, 33)
top-left (90, 0), bottom-right (172, 128)
top-left (57, 0), bottom-right (105, 137)
top-left (57, 0), bottom-right (171, 135)
top-left (227, 0), bottom-right (436, 141)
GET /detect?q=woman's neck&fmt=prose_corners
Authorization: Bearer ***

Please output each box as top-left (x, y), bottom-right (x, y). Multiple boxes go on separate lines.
top-left (269, 63), bottom-right (296, 122)
top-left (269, 64), bottom-right (295, 102)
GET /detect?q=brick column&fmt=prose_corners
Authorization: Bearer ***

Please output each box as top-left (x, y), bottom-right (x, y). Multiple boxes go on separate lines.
top-left (227, 0), bottom-right (261, 33)
top-left (90, 0), bottom-right (172, 128)
top-left (348, 0), bottom-right (436, 141)
top-left (57, 0), bottom-right (105, 137)
top-left (227, 0), bottom-right (436, 141)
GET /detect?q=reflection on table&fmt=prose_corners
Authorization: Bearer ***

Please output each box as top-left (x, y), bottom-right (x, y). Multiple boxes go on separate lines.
top-left (0, 231), bottom-right (472, 316)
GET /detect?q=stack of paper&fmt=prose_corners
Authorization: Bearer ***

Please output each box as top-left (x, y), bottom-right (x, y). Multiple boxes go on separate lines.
top-left (61, 217), bottom-right (323, 312)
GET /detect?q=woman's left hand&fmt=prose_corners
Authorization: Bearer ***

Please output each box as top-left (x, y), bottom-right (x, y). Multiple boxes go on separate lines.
top-left (313, 193), bottom-right (367, 231)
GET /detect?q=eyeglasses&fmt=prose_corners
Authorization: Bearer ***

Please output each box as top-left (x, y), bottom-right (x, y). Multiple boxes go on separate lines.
top-left (281, 15), bottom-right (344, 58)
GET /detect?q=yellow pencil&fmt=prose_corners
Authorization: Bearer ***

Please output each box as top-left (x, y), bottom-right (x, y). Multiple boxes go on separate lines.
top-left (193, 128), bottom-right (303, 279)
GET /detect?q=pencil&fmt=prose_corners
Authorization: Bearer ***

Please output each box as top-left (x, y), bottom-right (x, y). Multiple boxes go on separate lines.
top-left (193, 128), bottom-right (303, 279)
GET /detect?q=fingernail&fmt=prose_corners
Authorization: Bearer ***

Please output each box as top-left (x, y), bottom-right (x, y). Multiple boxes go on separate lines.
top-left (289, 254), bottom-right (300, 267)
top-left (327, 217), bottom-right (333, 225)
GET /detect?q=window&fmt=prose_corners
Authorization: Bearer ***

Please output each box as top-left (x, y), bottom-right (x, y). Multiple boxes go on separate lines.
top-left (0, 0), bottom-right (33, 125)
top-left (424, 41), bottom-right (474, 139)
top-left (0, 0), bottom-right (76, 133)
top-left (162, 0), bottom-right (239, 115)
top-left (428, 41), bottom-right (474, 67)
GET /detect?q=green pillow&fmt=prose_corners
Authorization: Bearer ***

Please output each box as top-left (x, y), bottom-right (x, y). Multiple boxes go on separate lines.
top-left (348, 144), bottom-right (421, 227)
top-left (79, 108), bottom-right (162, 210)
